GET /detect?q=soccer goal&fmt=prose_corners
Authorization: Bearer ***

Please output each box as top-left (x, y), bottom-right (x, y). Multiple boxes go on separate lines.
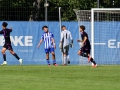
top-left (74, 8), bottom-right (120, 65)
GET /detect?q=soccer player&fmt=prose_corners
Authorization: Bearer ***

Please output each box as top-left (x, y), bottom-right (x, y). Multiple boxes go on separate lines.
top-left (37, 25), bottom-right (58, 66)
top-left (77, 25), bottom-right (97, 67)
top-left (0, 22), bottom-right (22, 65)
top-left (59, 25), bottom-right (73, 65)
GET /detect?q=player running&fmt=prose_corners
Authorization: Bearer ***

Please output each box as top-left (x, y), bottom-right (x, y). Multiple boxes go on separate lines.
top-left (37, 25), bottom-right (58, 66)
top-left (0, 22), bottom-right (22, 65)
top-left (59, 25), bottom-right (73, 65)
top-left (77, 25), bottom-right (97, 67)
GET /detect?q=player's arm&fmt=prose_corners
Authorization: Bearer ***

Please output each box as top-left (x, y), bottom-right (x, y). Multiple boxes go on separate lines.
top-left (80, 36), bottom-right (87, 48)
top-left (77, 33), bottom-right (87, 43)
top-left (37, 35), bottom-right (44, 48)
top-left (77, 34), bottom-right (87, 48)
top-left (82, 36), bottom-right (87, 44)
top-left (77, 36), bottom-right (87, 43)
top-left (77, 40), bottom-right (82, 42)
top-left (51, 33), bottom-right (56, 49)
top-left (9, 27), bottom-right (12, 32)
top-left (52, 38), bottom-right (56, 49)
top-left (69, 32), bottom-right (73, 47)
top-left (0, 30), bottom-right (3, 34)
top-left (60, 32), bottom-right (63, 43)
top-left (59, 32), bottom-right (63, 48)
top-left (37, 39), bottom-right (43, 48)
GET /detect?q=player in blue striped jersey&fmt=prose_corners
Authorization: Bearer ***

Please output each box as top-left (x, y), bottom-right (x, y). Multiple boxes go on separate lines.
top-left (37, 26), bottom-right (58, 66)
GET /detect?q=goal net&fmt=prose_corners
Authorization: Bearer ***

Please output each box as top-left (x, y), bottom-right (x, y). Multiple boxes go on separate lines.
top-left (73, 9), bottom-right (91, 65)
top-left (74, 8), bottom-right (120, 65)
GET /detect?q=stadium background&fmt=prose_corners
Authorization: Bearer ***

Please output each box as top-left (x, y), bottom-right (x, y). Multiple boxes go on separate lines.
top-left (0, 0), bottom-right (120, 65)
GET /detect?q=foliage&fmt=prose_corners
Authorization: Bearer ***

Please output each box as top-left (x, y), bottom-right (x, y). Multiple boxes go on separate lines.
top-left (48, 0), bottom-right (97, 21)
top-left (0, 0), bottom-right (119, 21)
top-left (0, 0), bottom-right (34, 21)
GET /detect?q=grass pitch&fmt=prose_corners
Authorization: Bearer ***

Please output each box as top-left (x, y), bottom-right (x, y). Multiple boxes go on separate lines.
top-left (0, 65), bottom-right (120, 90)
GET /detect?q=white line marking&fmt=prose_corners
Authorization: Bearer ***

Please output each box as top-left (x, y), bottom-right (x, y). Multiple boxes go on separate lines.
top-left (94, 43), bottom-right (106, 45)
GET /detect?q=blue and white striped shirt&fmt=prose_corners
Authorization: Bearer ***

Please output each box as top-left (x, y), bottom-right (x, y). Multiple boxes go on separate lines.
top-left (41, 32), bottom-right (54, 49)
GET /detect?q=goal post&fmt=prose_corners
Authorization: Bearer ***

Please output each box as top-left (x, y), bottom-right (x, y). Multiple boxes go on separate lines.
top-left (59, 7), bottom-right (64, 64)
top-left (91, 8), bottom-right (120, 65)
top-left (91, 8), bottom-right (120, 60)
top-left (74, 8), bottom-right (120, 65)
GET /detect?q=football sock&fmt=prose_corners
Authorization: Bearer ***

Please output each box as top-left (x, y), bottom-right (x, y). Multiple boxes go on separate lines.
top-left (63, 56), bottom-right (67, 64)
top-left (3, 53), bottom-right (6, 61)
top-left (90, 58), bottom-right (96, 65)
top-left (13, 53), bottom-right (20, 60)
top-left (67, 54), bottom-right (69, 60)
top-left (53, 60), bottom-right (56, 64)
top-left (46, 60), bottom-right (50, 65)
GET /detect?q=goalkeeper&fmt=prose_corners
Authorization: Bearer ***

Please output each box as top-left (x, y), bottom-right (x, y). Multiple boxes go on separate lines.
top-left (59, 25), bottom-right (73, 65)
top-left (77, 25), bottom-right (97, 67)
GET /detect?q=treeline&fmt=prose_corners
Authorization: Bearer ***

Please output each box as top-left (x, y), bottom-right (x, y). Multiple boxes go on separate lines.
top-left (0, 0), bottom-right (119, 21)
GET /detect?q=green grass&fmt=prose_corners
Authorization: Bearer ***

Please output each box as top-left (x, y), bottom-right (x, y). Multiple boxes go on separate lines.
top-left (0, 65), bottom-right (120, 90)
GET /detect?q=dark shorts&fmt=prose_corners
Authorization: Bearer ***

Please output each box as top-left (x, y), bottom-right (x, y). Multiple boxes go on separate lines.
top-left (3, 43), bottom-right (13, 50)
top-left (61, 45), bottom-right (69, 54)
top-left (79, 47), bottom-right (90, 55)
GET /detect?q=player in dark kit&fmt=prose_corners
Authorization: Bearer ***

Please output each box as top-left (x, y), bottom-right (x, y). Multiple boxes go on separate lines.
top-left (0, 22), bottom-right (22, 65)
top-left (77, 25), bottom-right (97, 67)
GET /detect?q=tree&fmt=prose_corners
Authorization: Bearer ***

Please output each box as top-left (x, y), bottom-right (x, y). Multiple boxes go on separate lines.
top-left (0, 0), bottom-right (34, 21)
top-left (0, 0), bottom-right (119, 21)
top-left (48, 0), bottom-right (97, 21)
top-left (99, 0), bottom-right (120, 8)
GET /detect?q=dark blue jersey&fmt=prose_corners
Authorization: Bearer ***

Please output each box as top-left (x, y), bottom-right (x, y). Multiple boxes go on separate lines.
top-left (0, 28), bottom-right (12, 44)
top-left (81, 31), bottom-right (91, 49)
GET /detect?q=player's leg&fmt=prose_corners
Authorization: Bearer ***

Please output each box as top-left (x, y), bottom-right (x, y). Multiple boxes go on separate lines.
top-left (87, 50), bottom-right (96, 63)
top-left (61, 45), bottom-right (64, 65)
top-left (46, 53), bottom-right (50, 65)
top-left (67, 53), bottom-right (70, 64)
top-left (78, 48), bottom-right (97, 67)
top-left (8, 45), bottom-right (22, 65)
top-left (1, 47), bottom-right (7, 65)
top-left (85, 50), bottom-right (97, 67)
top-left (66, 45), bottom-right (70, 64)
top-left (62, 46), bottom-right (68, 65)
top-left (63, 53), bottom-right (67, 65)
top-left (87, 54), bottom-right (97, 67)
top-left (45, 49), bottom-right (50, 65)
top-left (78, 48), bottom-right (88, 58)
top-left (78, 50), bottom-right (81, 56)
top-left (9, 50), bottom-right (19, 59)
top-left (9, 50), bottom-right (22, 65)
top-left (50, 47), bottom-right (57, 66)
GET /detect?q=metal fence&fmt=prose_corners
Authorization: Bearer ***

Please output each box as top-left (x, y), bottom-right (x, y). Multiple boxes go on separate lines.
top-left (0, 0), bottom-right (65, 21)
top-left (0, 0), bottom-right (120, 21)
